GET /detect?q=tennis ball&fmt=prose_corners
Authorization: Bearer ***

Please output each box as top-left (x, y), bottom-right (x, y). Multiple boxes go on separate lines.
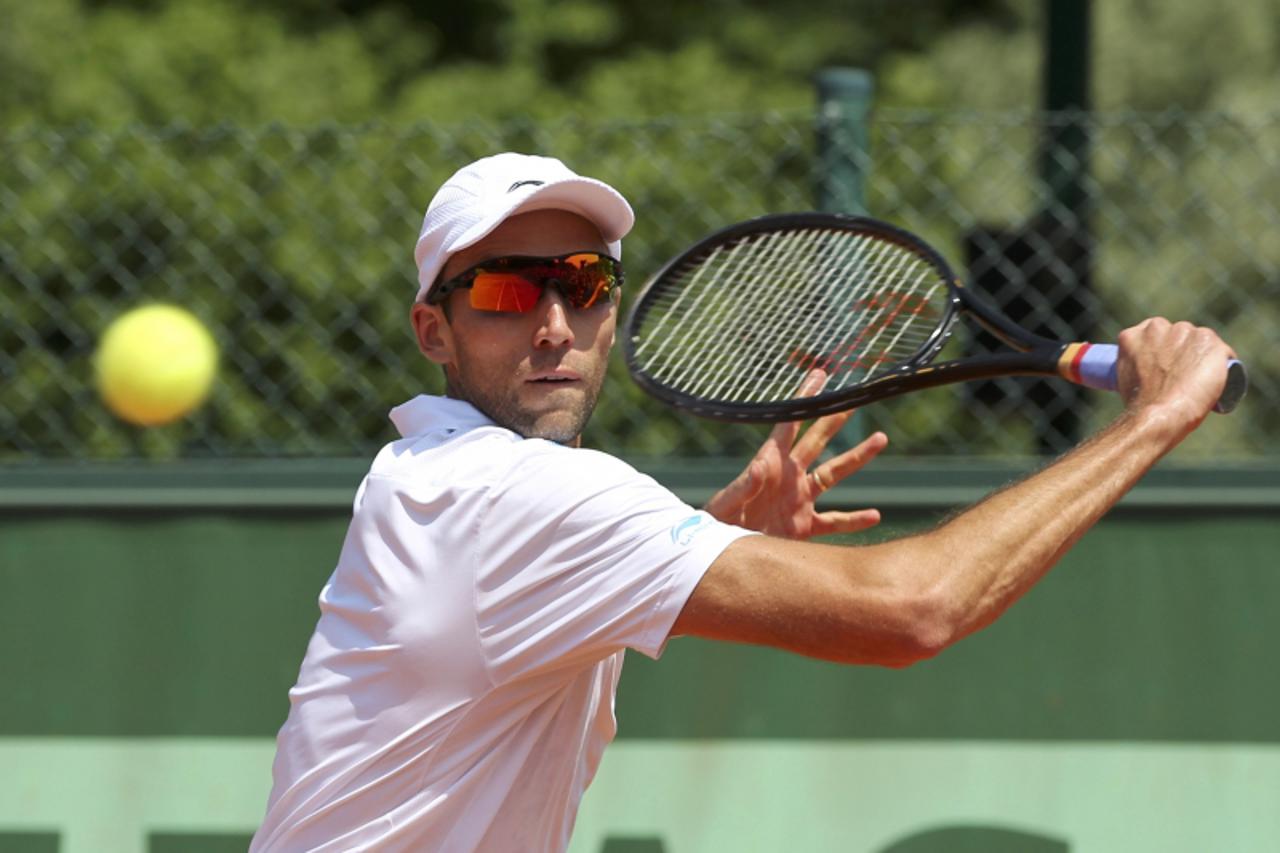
top-left (95, 304), bottom-right (219, 426)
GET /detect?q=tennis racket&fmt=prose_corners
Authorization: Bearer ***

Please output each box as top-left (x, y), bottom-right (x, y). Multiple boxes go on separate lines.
top-left (623, 213), bottom-right (1246, 422)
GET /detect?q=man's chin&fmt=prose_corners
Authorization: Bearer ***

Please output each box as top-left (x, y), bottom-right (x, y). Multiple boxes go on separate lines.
top-left (519, 411), bottom-right (589, 444)
top-left (454, 379), bottom-right (599, 444)
top-left (513, 385), bottom-right (595, 441)
top-left (473, 395), bottom-right (591, 443)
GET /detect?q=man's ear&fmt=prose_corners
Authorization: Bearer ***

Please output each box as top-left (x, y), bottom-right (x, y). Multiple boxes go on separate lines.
top-left (411, 302), bottom-right (455, 365)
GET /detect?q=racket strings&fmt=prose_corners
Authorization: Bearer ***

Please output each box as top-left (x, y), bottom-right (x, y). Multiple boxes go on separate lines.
top-left (758, 232), bottom-right (944, 385)
top-left (632, 227), bottom-right (949, 404)
top-left (646, 229), bottom-right (804, 395)
top-left (799, 235), bottom-right (909, 387)
top-left (642, 231), bottom-right (914, 397)
top-left (734, 230), bottom-right (885, 401)
top-left (835, 244), bottom-right (946, 382)
top-left (645, 229), bottom-right (839, 398)
top-left (689, 230), bottom-right (837, 400)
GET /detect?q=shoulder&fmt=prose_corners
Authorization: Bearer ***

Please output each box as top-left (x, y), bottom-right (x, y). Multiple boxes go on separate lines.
top-left (492, 441), bottom-right (672, 511)
top-left (367, 424), bottom-right (526, 491)
top-left (352, 428), bottom-right (652, 519)
top-left (506, 441), bottom-right (643, 486)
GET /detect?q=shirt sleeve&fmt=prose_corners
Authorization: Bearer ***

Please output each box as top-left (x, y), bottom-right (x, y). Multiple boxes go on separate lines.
top-left (473, 444), bottom-right (754, 683)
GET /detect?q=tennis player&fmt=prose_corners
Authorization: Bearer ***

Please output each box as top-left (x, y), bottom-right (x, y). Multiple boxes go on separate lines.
top-left (251, 153), bottom-right (1236, 851)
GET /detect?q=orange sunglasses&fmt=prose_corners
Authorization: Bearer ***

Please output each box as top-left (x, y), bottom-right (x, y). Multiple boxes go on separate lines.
top-left (429, 252), bottom-right (623, 312)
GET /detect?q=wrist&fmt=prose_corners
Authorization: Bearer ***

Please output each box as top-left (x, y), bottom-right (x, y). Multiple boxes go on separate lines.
top-left (1117, 402), bottom-right (1195, 454)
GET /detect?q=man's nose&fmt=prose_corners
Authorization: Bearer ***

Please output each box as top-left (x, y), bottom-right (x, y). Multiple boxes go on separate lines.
top-left (533, 288), bottom-right (575, 349)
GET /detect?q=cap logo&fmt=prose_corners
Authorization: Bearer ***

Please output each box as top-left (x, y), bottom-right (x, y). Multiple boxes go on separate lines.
top-left (508, 180), bottom-right (545, 192)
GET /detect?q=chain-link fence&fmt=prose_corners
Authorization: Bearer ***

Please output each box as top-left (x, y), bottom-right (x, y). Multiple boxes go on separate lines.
top-left (2, 109), bottom-right (1276, 462)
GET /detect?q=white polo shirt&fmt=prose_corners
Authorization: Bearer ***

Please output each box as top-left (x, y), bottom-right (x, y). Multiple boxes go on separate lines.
top-left (252, 395), bottom-right (752, 852)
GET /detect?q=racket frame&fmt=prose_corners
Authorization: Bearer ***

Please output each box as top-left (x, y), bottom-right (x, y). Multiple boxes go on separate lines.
top-left (624, 212), bottom-right (1077, 423)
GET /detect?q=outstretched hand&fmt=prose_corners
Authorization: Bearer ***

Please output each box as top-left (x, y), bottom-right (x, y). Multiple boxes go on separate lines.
top-left (704, 371), bottom-right (888, 540)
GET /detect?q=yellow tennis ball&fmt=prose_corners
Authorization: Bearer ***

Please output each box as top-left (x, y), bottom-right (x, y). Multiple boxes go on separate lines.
top-left (95, 304), bottom-right (219, 426)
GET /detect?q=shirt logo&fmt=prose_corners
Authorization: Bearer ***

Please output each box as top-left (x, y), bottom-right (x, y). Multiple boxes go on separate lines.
top-left (671, 512), bottom-right (713, 546)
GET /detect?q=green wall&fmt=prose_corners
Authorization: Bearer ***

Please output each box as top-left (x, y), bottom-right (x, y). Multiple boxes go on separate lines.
top-left (2, 510), bottom-right (1277, 742)
top-left (1, 461), bottom-right (1277, 851)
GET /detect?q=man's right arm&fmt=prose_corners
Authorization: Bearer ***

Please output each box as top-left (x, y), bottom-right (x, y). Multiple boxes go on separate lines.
top-left (671, 318), bottom-right (1237, 667)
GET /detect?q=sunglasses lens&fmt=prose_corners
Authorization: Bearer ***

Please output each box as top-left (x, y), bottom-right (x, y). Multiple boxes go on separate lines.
top-left (560, 254), bottom-right (617, 309)
top-left (464, 254), bottom-right (620, 312)
top-left (469, 273), bottom-right (543, 312)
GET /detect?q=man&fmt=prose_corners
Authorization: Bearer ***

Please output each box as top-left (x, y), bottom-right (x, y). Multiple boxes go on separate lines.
top-left (252, 153), bottom-right (1235, 851)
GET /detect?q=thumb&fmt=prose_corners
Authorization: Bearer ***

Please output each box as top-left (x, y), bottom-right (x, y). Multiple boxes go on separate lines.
top-left (705, 460), bottom-right (766, 519)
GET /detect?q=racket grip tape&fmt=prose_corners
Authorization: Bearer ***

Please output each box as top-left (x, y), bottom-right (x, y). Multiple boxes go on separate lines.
top-left (1059, 343), bottom-right (1247, 415)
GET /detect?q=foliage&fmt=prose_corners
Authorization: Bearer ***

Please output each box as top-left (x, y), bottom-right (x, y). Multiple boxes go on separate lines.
top-left (2, 0), bottom-right (1276, 460)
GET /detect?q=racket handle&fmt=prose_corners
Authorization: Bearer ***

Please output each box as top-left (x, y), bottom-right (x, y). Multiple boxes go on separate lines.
top-left (1066, 343), bottom-right (1247, 414)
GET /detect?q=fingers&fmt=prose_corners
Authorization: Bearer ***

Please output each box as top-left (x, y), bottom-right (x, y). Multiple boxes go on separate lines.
top-left (770, 369), bottom-right (830, 450)
top-left (1117, 317), bottom-right (1235, 423)
top-left (798, 368), bottom-right (830, 396)
top-left (703, 460), bottom-right (765, 522)
top-left (811, 431), bottom-right (889, 490)
top-left (1121, 318), bottom-right (1231, 364)
top-left (793, 409), bottom-right (855, 468)
top-left (810, 508), bottom-right (882, 537)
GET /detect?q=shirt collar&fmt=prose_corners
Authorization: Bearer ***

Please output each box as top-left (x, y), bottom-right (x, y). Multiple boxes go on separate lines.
top-left (389, 394), bottom-right (495, 439)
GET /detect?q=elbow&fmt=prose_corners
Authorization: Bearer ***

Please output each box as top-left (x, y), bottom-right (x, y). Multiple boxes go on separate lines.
top-left (882, 587), bottom-right (957, 668)
top-left (827, 584), bottom-right (956, 669)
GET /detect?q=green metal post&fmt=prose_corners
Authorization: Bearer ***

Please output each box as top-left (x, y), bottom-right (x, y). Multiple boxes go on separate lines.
top-left (1035, 0), bottom-right (1094, 452)
top-left (814, 68), bottom-right (874, 451)
top-left (815, 68), bottom-right (874, 216)
top-left (1041, 0), bottom-right (1092, 216)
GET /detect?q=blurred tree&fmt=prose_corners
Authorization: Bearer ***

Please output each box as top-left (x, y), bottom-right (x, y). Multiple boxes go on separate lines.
top-left (1, 0), bottom-right (1274, 459)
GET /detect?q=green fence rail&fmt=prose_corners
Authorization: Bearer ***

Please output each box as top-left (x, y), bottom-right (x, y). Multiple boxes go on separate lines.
top-left (3, 107), bottom-right (1276, 462)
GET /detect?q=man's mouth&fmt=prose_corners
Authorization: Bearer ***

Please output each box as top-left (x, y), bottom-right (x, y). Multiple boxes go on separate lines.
top-left (526, 369), bottom-right (582, 384)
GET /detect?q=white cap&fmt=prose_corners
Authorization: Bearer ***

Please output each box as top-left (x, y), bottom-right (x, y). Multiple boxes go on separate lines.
top-left (413, 152), bottom-right (635, 303)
